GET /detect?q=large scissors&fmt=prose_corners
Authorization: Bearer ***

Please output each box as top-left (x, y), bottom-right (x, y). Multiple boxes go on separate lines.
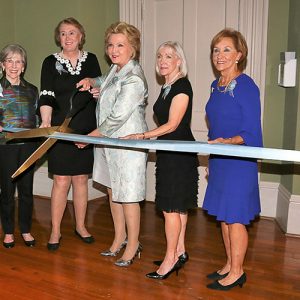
top-left (4, 88), bottom-right (85, 178)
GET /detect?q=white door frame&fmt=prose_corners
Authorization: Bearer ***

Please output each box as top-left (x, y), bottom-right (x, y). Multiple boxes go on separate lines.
top-left (119, 0), bottom-right (268, 109)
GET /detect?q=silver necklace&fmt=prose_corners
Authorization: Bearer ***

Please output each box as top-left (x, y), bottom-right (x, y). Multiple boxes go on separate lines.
top-left (162, 72), bottom-right (182, 99)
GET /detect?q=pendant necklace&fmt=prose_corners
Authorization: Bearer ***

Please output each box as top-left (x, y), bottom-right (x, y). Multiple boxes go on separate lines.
top-left (162, 72), bottom-right (182, 99)
top-left (217, 73), bottom-right (240, 96)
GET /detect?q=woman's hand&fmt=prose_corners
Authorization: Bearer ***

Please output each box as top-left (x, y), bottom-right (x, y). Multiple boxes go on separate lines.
top-left (75, 128), bottom-right (102, 148)
top-left (120, 133), bottom-right (145, 140)
top-left (90, 87), bottom-right (100, 99)
top-left (208, 137), bottom-right (231, 144)
top-left (39, 121), bottom-right (51, 128)
top-left (77, 78), bottom-right (93, 91)
top-left (208, 135), bottom-right (244, 145)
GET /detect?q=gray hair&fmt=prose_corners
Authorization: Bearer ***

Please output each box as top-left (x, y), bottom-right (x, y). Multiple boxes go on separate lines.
top-left (155, 41), bottom-right (188, 77)
top-left (0, 44), bottom-right (27, 70)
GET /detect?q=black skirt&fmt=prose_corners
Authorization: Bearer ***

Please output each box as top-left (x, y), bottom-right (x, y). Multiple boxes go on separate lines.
top-left (155, 150), bottom-right (199, 213)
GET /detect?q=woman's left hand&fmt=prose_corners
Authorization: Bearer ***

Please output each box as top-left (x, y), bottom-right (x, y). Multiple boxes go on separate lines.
top-left (90, 87), bottom-right (100, 99)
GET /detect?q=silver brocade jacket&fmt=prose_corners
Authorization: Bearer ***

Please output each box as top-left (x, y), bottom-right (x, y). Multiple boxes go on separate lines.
top-left (93, 60), bottom-right (148, 203)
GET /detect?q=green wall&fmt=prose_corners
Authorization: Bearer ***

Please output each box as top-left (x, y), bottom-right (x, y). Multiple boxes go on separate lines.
top-left (263, 0), bottom-right (300, 195)
top-left (281, 0), bottom-right (300, 194)
top-left (0, 0), bottom-right (119, 87)
top-left (261, 0), bottom-right (289, 183)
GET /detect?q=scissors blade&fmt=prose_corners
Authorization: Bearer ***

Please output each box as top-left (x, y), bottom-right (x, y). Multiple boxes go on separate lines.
top-left (11, 137), bottom-right (57, 179)
top-left (58, 117), bottom-right (72, 132)
top-left (5, 127), bottom-right (60, 139)
top-left (2, 127), bottom-right (28, 133)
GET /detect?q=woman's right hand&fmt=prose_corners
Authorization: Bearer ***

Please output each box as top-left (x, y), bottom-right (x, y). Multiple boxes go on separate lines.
top-left (39, 121), bottom-right (51, 128)
top-left (77, 78), bottom-right (93, 91)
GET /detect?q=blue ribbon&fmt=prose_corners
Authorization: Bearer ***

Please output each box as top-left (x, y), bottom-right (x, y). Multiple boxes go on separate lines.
top-left (3, 127), bottom-right (300, 162)
top-left (49, 132), bottom-right (300, 163)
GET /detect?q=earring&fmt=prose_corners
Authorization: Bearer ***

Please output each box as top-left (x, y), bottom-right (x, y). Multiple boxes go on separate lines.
top-left (235, 60), bottom-right (239, 64)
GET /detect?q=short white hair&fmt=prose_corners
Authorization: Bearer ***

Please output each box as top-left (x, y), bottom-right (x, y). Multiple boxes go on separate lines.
top-left (155, 41), bottom-right (188, 77)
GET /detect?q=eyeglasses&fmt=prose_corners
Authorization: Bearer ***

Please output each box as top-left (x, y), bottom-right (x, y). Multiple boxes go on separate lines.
top-left (4, 59), bottom-right (24, 66)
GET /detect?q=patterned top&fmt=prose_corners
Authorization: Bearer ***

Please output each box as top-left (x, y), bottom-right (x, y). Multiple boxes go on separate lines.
top-left (0, 76), bottom-right (38, 144)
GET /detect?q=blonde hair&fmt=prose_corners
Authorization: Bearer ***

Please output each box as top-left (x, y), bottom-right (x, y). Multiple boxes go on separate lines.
top-left (104, 22), bottom-right (141, 61)
top-left (155, 41), bottom-right (188, 77)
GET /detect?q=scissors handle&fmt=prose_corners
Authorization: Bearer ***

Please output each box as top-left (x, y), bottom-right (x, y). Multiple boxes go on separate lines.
top-left (67, 86), bottom-right (88, 118)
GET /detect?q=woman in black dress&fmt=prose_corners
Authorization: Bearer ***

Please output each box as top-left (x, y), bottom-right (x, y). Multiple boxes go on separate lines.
top-left (124, 41), bottom-right (198, 279)
top-left (38, 17), bottom-right (101, 250)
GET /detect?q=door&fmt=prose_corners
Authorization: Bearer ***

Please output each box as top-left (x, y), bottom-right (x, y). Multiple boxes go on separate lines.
top-left (120, 0), bottom-right (268, 203)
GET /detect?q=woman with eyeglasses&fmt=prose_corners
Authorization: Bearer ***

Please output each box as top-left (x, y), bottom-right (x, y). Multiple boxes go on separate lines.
top-left (0, 44), bottom-right (39, 248)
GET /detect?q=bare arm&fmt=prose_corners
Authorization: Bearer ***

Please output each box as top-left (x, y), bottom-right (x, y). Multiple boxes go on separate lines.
top-left (39, 105), bottom-right (53, 128)
top-left (122, 93), bottom-right (189, 140)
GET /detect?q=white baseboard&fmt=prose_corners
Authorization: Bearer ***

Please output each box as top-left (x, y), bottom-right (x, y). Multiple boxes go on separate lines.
top-left (259, 181), bottom-right (280, 218)
top-left (261, 181), bottom-right (300, 235)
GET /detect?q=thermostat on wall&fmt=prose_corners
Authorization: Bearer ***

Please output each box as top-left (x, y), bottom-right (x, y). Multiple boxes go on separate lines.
top-left (278, 52), bottom-right (297, 87)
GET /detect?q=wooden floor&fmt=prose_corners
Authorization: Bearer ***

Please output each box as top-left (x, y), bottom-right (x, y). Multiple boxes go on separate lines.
top-left (0, 197), bottom-right (300, 300)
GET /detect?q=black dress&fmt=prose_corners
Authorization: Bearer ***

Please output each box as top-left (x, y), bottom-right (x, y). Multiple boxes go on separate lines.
top-left (153, 77), bottom-right (199, 213)
top-left (38, 51), bottom-right (101, 175)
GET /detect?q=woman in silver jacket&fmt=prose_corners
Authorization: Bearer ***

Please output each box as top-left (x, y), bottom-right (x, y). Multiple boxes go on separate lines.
top-left (77, 22), bottom-right (148, 267)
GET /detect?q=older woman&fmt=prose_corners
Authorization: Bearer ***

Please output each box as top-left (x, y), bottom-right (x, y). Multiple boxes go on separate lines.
top-left (0, 44), bottom-right (38, 248)
top-left (123, 41), bottom-right (199, 279)
top-left (38, 17), bottom-right (101, 250)
top-left (204, 29), bottom-right (263, 290)
top-left (77, 22), bottom-right (148, 267)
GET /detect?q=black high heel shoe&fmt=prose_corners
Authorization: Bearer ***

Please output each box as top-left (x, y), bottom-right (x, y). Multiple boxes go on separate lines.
top-left (74, 230), bottom-right (95, 244)
top-left (206, 271), bottom-right (229, 280)
top-left (47, 237), bottom-right (62, 251)
top-left (21, 233), bottom-right (36, 247)
top-left (153, 252), bottom-right (189, 266)
top-left (146, 260), bottom-right (182, 280)
top-left (3, 241), bottom-right (15, 248)
top-left (3, 234), bottom-right (15, 248)
top-left (207, 273), bottom-right (247, 291)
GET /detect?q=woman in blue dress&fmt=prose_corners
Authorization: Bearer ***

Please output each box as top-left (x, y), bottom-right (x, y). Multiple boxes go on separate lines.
top-left (204, 29), bottom-right (263, 291)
